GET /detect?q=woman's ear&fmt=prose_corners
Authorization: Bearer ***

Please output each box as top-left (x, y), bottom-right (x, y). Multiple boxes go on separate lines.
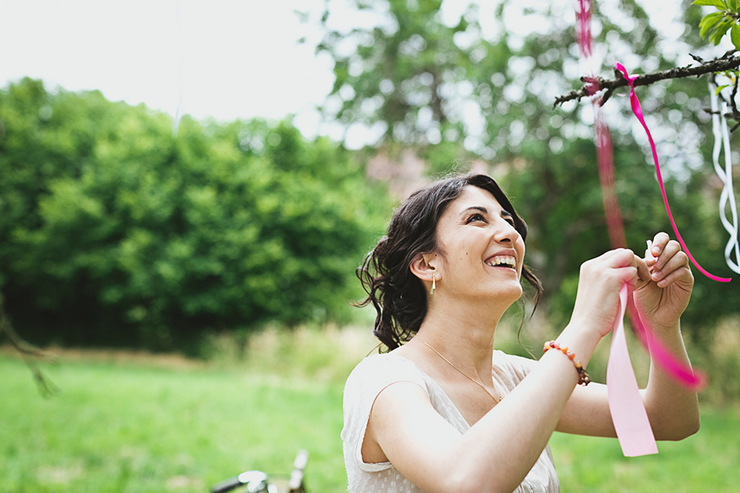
top-left (409, 253), bottom-right (439, 282)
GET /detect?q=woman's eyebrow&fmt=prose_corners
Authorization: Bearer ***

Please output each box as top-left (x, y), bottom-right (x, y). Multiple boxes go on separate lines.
top-left (459, 206), bottom-right (488, 217)
top-left (459, 206), bottom-right (513, 218)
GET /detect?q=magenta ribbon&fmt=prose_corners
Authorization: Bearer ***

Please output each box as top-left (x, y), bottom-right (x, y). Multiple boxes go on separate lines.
top-left (615, 62), bottom-right (731, 283)
top-left (607, 285), bottom-right (658, 456)
top-left (626, 294), bottom-right (706, 390)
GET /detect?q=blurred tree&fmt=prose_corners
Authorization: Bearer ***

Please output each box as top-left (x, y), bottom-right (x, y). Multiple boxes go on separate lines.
top-left (313, 0), bottom-right (739, 338)
top-left (0, 78), bottom-right (390, 350)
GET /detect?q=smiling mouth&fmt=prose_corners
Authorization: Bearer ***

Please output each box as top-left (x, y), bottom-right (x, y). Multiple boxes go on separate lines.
top-left (485, 256), bottom-right (517, 269)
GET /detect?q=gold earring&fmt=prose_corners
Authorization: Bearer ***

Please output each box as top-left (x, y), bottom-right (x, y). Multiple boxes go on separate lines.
top-left (430, 272), bottom-right (436, 295)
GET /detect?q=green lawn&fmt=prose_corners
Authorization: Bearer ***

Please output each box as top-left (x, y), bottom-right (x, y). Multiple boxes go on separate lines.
top-left (1, 354), bottom-right (346, 492)
top-left (1, 350), bottom-right (738, 492)
top-left (550, 411), bottom-right (739, 492)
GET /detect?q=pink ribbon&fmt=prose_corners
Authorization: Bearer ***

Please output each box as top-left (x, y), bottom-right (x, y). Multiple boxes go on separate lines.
top-left (626, 295), bottom-right (706, 390)
top-left (577, 0), bottom-right (592, 60)
top-left (578, 0), bottom-right (625, 248)
top-left (576, 3), bottom-right (706, 457)
top-left (607, 284), bottom-right (658, 456)
top-left (615, 62), bottom-right (731, 283)
top-left (596, 111), bottom-right (627, 248)
top-left (577, 4), bottom-right (658, 456)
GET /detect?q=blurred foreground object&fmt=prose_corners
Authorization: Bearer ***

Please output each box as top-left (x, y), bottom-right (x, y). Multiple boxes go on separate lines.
top-left (212, 449), bottom-right (308, 493)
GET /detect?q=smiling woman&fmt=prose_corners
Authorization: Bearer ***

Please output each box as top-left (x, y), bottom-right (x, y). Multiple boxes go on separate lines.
top-left (355, 174), bottom-right (542, 352)
top-left (342, 172), bottom-right (700, 492)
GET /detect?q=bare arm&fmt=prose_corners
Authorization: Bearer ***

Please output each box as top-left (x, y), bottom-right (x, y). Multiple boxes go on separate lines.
top-left (367, 344), bottom-right (593, 493)
top-left (637, 233), bottom-right (700, 438)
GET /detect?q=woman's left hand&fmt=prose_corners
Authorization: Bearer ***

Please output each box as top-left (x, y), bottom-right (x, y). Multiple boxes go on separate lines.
top-left (633, 232), bottom-right (694, 331)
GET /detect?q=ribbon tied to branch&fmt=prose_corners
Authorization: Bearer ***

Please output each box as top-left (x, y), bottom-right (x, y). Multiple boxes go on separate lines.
top-left (576, 0), bottom-right (710, 458)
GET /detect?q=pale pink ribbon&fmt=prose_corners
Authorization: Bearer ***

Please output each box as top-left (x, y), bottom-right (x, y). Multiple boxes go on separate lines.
top-left (607, 284), bottom-right (658, 456)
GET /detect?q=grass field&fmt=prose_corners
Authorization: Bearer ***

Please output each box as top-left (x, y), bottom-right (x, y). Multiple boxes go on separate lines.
top-left (2, 328), bottom-right (739, 492)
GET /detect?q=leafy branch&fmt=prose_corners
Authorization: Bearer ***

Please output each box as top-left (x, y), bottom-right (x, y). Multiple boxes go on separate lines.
top-left (695, 0), bottom-right (740, 48)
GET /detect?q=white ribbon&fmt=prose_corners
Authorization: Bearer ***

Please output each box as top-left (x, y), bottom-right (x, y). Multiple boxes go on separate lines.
top-left (709, 86), bottom-right (740, 274)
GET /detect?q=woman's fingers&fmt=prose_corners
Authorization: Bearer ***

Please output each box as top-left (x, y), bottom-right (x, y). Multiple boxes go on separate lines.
top-left (572, 248), bottom-right (646, 339)
top-left (652, 240), bottom-right (684, 281)
top-left (649, 232), bottom-right (671, 258)
top-left (634, 254), bottom-right (652, 285)
top-left (582, 249), bottom-right (642, 289)
top-left (652, 250), bottom-right (691, 287)
top-left (653, 238), bottom-right (681, 271)
top-left (653, 266), bottom-right (692, 289)
top-left (600, 248), bottom-right (637, 267)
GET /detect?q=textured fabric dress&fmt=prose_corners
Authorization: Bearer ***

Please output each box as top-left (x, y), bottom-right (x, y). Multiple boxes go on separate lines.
top-left (341, 350), bottom-right (560, 492)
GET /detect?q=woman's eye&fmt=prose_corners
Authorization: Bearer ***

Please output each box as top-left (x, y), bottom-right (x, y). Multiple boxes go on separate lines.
top-left (500, 212), bottom-right (516, 226)
top-left (466, 213), bottom-right (486, 224)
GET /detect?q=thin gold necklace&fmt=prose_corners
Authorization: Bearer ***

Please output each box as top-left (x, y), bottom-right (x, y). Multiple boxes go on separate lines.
top-left (418, 339), bottom-right (501, 403)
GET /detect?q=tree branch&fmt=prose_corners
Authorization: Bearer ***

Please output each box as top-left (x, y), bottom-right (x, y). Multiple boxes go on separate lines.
top-left (0, 294), bottom-right (58, 397)
top-left (553, 52), bottom-right (740, 107)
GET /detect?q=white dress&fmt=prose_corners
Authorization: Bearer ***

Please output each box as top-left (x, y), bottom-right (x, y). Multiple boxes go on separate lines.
top-left (341, 350), bottom-right (560, 492)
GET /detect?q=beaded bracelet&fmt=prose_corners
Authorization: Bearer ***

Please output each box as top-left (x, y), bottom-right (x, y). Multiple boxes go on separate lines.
top-left (543, 340), bottom-right (591, 386)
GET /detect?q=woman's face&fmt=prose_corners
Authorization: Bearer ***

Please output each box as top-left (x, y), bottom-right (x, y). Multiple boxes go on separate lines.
top-left (431, 185), bottom-right (525, 303)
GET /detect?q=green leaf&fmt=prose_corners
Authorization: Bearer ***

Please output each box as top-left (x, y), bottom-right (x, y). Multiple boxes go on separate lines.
top-left (732, 24), bottom-right (740, 50)
top-left (728, 0), bottom-right (739, 11)
top-left (710, 19), bottom-right (734, 44)
top-left (715, 84), bottom-right (730, 95)
top-left (700, 12), bottom-right (726, 39)
top-left (692, 0), bottom-right (728, 8)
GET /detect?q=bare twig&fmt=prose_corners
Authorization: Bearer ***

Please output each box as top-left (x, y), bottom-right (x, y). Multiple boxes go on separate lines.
top-left (0, 294), bottom-right (58, 397)
top-left (730, 75), bottom-right (739, 117)
top-left (554, 53), bottom-right (740, 107)
top-left (706, 73), bottom-right (740, 131)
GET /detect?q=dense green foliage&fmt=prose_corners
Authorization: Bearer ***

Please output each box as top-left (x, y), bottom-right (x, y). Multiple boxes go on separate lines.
top-left (313, 0), bottom-right (740, 338)
top-left (0, 78), bottom-right (390, 349)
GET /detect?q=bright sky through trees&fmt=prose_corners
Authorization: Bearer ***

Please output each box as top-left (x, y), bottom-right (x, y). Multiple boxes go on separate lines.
top-left (0, 0), bottom-right (701, 149)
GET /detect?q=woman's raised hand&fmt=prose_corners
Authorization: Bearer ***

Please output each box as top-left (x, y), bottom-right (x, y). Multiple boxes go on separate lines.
top-left (569, 248), bottom-right (651, 340)
top-left (634, 232), bottom-right (694, 331)
top-left (568, 233), bottom-right (693, 342)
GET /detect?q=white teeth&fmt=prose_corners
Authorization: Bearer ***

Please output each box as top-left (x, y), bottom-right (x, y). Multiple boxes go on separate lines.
top-left (486, 256), bottom-right (516, 268)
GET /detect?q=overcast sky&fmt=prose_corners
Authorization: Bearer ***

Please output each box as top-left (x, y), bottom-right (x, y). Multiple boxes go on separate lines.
top-left (0, 0), bottom-right (695, 146)
top-left (0, 0), bottom-right (339, 135)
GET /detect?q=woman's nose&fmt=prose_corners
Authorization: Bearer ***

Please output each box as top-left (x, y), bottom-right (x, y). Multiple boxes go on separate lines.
top-left (493, 219), bottom-right (519, 244)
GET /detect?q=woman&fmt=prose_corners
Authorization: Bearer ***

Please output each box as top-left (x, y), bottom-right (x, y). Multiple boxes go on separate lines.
top-left (341, 173), bottom-right (699, 492)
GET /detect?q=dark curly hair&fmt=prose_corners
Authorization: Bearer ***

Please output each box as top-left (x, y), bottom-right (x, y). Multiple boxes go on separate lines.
top-left (356, 173), bottom-right (543, 351)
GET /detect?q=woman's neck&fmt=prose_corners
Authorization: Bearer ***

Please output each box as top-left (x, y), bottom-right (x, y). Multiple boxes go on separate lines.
top-left (411, 297), bottom-right (506, 380)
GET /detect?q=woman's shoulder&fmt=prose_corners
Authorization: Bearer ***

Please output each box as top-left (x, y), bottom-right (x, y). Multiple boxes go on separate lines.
top-left (345, 351), bottom-right (428, 388)
top-left (343, 351), bottom-right (433, 408)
